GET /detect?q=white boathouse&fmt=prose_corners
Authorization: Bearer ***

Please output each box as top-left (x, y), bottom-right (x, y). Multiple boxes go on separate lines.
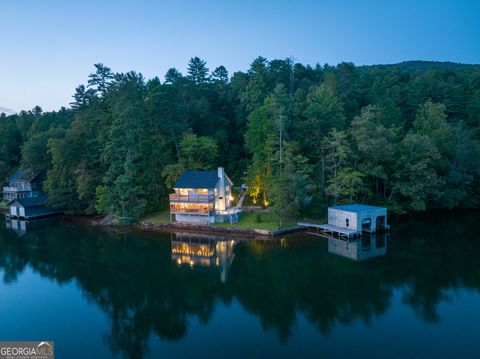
top-left (299, 204), bottom-right (389, 239)
top-left (328, 204), bottom-right (388, 233)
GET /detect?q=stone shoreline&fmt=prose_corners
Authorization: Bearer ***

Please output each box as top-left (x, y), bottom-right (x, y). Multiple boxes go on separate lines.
top-left (137, 221), bottom-right (305, 238)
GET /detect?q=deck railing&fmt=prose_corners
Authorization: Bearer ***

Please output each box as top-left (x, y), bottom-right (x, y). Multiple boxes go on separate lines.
top-left (169, 193), bottom-right (214, 203)
top-left (3, 186), bottom-right (32, 192)
top-left (170, 209), bottom-right (212, 215)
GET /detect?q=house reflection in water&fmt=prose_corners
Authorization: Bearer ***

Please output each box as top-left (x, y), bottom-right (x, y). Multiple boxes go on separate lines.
top-left (171, 232), bottom-right (236, 283)
top-left (327, 234), bottom-right (388, 261)
top-left (5, 217), bottom-right (56, 237)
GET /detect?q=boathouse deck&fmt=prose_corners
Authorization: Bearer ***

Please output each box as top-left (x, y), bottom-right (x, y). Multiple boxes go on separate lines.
top-left (297, 222), bottom-right (359, 239)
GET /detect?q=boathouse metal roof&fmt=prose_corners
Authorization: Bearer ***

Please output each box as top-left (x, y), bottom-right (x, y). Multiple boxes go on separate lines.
top-left (330, 204), bottom-right (386, 213)
top-left (8, 196), bottom-right (48, 208)
top-left (174, 171), bottom-right (219, 189)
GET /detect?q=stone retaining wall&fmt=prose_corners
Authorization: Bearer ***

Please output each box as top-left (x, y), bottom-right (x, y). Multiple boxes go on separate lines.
top-left (138, 221), bottom-right (304, 238)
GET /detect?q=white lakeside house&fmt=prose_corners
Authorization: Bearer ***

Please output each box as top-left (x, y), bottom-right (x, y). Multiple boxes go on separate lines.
top-left (169, 167), bottom-right (241, 225)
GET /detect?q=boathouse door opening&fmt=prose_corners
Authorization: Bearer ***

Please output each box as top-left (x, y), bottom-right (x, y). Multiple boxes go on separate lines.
top-left (361, 218), bottom-right (371, 232)
top-left (376, 216), bottom-right (386, 231)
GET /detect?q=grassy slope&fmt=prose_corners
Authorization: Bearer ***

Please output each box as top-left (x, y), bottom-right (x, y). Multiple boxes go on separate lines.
top-left (142, 210), bottom-right (171, 224)
top-left (212, 212), bottom-right (296, 230)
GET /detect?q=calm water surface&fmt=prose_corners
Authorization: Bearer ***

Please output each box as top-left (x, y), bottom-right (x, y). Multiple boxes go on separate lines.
top-left (0, 212), bottom-right (479, 358)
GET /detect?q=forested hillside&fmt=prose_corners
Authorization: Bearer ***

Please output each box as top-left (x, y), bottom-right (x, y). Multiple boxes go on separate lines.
top-left (1, 58), bottom-right (479, 223)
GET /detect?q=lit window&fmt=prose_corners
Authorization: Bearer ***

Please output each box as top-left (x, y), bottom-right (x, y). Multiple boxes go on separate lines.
top-left (226, 186), bottom-right (230, 192)
top-left (197, 188), bottom-right (208, 194)
top-left (179, 188), bottom-right (189, 196)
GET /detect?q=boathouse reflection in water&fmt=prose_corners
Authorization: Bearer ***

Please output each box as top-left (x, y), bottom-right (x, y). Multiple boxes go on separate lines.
top-left (5, 216), bottom-right (56, 237)
top-left (171, 232), bottom-right (236, 282)
top-left (327, 234), bottom-right (388, 261)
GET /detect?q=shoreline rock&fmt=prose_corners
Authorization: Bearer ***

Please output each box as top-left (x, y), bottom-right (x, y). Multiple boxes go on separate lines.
top-left (137, 221), bottom-right (305, 238)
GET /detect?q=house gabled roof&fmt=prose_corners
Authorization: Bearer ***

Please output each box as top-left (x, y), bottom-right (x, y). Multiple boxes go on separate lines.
top-left (7, 168), bottom-right (43, 182)
top-left (174, 171), bottom-right (219, 189)
top-left (8, 196), bottom-right (48, 208)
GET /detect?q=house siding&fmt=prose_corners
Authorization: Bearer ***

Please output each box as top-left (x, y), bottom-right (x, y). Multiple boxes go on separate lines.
top-left (328, 208), bottom-right (358, 231)
top-left (175, 214), bottom-right (215, 225)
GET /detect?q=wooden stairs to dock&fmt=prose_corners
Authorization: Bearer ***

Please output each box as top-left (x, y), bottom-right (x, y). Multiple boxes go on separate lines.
top-left (236, 185), bottom-right (247, 209)
top-left (225, 185), bottom-right (248, 224)
top-left (228, 212), bottom-right (239, 224)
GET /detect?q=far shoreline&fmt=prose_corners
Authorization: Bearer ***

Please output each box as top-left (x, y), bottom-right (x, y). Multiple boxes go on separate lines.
top-left (5, 207), bottom-right (480, 239)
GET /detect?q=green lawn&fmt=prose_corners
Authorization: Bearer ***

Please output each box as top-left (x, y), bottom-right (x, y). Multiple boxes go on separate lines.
top-left (298, 216), bottom-right (327, 225)
top-left (212, 211), bottom-right (295, 231)
top-left (142, 210), bottom-right (171, 224)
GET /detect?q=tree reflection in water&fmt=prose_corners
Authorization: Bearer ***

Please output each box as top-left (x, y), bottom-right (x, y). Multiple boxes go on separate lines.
top-left (0, 211), bottom-right (479, 358)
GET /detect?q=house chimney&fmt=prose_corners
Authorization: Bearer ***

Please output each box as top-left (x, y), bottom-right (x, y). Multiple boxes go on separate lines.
top-left (217, 167), bottom-right (226, 211)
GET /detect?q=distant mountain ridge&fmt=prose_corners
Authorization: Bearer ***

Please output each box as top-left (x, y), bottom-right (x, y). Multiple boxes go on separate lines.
top-left (0, 107), bottom-right (15, 116)
top-left (361, 60), bottom-right (480, 72)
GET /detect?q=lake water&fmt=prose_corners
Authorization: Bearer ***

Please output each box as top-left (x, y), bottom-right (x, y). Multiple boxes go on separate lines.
top-left (0, 211), bottom-right (479, 358)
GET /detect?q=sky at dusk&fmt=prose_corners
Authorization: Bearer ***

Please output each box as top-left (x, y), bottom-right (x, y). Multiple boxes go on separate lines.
top-left (1, 0), bottom-right (479, 112)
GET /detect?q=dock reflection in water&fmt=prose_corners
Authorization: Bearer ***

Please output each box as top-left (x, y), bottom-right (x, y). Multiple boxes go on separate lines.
top-left (327, 234), bottom-right (388, 261)
top-left (171, 232), bottom-right (236, 282)
top-left (5, 216), bottom-right (56, 237)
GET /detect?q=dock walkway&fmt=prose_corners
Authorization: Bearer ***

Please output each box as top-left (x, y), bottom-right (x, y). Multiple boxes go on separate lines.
top-left (297, 222), bottom-right (360, 240)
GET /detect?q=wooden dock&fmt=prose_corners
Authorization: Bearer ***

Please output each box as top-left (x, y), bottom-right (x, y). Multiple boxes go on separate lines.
top-left (297, 222), bottom-right (360, 240)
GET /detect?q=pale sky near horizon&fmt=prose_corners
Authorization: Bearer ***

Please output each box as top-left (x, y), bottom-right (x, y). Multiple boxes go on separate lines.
top-left (1, 0), bottom-right (479, 112)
